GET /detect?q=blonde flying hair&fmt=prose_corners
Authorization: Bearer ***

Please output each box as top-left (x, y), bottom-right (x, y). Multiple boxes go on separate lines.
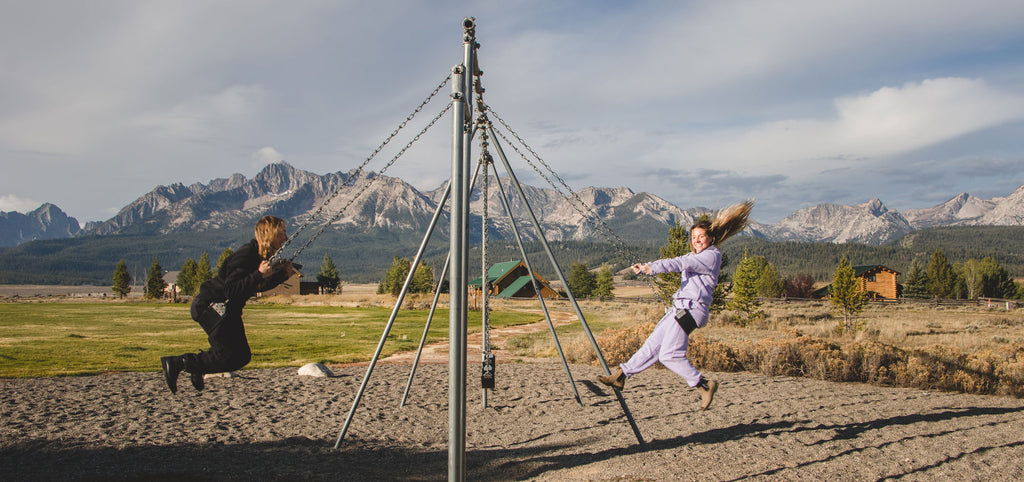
top-left (691, 200), bottom-right (754, 246)
top-left (254, 215), bottom-right (287, 259)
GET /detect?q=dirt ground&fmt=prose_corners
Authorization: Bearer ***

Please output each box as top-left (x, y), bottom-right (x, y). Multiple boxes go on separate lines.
top-left (3, 360), bottom-right (1024, 481)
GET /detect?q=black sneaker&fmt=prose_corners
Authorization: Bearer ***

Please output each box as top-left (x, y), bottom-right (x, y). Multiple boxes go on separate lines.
top-left (161, 356), bottom-right (183, 394)
top-left (190, 371), bottom-right (205, 391)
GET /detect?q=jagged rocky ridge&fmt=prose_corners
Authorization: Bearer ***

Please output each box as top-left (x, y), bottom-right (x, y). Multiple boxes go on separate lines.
top-left (5, 162), bottom-right (1024, 247)
top-left (0, 203), bottom-right (82, 247)
top-left (82, 162), bottom-right (708, 243)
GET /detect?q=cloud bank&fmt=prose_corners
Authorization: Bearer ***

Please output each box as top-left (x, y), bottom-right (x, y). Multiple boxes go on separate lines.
top-left (2, 1), bottom-right (1024, 223)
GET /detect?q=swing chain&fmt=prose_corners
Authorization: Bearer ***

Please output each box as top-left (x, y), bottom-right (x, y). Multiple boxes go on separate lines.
top-left (275, 73), bottom-right (453, 260)
top-left (488, 111), bottom-right (639, 258)
top-left (289, 100), bottom-right (455, 260)
top-left (486, 108), bottom-right (662, 297)
top-left (479, 133), bottom-right (492, 361)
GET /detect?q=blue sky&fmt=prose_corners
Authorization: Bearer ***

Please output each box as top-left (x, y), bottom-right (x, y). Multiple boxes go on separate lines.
top-left (3, 0), bottom-right (1024, 224)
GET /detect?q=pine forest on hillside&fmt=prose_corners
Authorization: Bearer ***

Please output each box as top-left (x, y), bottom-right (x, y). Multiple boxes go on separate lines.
top-left (1, 225), bottom-right (1024, 286)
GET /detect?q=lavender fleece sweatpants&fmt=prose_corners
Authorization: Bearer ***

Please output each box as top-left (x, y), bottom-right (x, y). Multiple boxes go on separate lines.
top-left (619, 309), bottom-right (702, 387)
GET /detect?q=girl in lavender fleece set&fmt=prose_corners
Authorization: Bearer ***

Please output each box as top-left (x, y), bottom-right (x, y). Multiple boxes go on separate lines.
top-left (598, 201), bottom-right (753, 411)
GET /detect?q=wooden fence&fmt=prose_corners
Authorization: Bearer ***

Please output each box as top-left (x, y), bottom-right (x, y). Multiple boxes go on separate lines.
top-left (511, 295), bottom-right (1024, 310)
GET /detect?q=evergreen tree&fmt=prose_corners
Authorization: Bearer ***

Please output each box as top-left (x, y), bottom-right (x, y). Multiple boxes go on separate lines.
top-left (317, 253), bottom-right (341, 293)
top-left (953, 275), bottom-right (969, 299)
top-left (902, 258), bottom-right (929, 298)
top-left (568, 262), bottom-right (596, 298)
top-left (144, 258), bottom-right (167, 300)
top-left (831, 256), bottom-right (868, 334)
top-left (112, 259), bottom-right (132, 299)
top-left (710, 252), bottom-right (731, 313)
top-left (728, 249), bottom-right (763, 321)
top-left (378, 256), bottom-right (412, 296)
top-left (411, 264), bottom-right (435, 294)
top-left (178, 258), bottom-right (198, 296)
top-left (997, 269), bottom-right (1018, 299)
top-left (925, 250), bottom-right (956, 298)
top-left (593, 265), bottom-right (616, 300)
top-left (215, 248), bottom-right (233, 275)
top-left (654, 221), bottom-right (691, 305)
top-left (978, 257), bottom-right (1015, 298)
top-left (754, 261), bottom-right (784, 298)
top-left (195, 251), bottom-right (214, 288)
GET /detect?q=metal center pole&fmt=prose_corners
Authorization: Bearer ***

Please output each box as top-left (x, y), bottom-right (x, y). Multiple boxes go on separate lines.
top-left (448, 63), bottom-right (467, 481)
top-left (448, 18), bottom-right (474, 481)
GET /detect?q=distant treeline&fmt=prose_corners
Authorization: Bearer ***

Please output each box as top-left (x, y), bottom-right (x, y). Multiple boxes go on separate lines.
top-left (1, 225), bottom-right (1023, 286)
top-left (722, 226), bottom-right (1024, 281)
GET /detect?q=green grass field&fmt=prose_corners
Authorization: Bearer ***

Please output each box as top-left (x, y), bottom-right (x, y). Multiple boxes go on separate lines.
top-left (0, 303), bottom-right (541, 378)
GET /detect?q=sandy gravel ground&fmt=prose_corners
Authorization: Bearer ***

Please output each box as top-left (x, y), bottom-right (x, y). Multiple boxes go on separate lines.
top-left (3, 360), bottom-right (1024, 481)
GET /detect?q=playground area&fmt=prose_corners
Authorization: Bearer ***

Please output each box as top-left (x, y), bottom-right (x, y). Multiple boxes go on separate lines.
top-left (3, 361), bottom-right (1023, 480)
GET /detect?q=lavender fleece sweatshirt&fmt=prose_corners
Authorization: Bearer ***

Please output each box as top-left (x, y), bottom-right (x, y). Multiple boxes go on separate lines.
top-left (647, 245), bottom-right (721, 328)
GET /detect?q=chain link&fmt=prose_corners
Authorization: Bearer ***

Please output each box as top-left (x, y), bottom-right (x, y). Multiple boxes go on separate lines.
top-left (487, 109), bottom-right (639, 257)
top-left (275, 73), bottom-right (452, 260)
top-left (486, 107), bottom-right (662, 298)
top-left (479, 133), bottom-right (492, 360)
top-left (289, 101), bottom-right (454, 260)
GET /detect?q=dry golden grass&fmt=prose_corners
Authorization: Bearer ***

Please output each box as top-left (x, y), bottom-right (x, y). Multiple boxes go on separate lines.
top-left (260, 283), bottom-right (442, 309)
top-left (563, 299), bottom-right (1024, 397)
top-left (11, 282), bottom-right (1022, 396)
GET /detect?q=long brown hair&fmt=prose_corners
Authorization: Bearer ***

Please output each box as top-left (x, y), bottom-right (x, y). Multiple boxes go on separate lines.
top-left (691, 200), bottom-right (754, 246)
top-left (254, 215), bottom-right (287, 259)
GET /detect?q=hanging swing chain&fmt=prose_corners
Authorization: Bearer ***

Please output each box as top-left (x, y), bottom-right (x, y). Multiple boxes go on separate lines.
top-left (485, 108), bottom-right (665, 298)
top-left (274, 75), bottom-right (450, 261)
top-left (486, 108), bottom-right (644, 265)
top-left (274, 73), bottom-right (453, 261)
top-left (472, 71), bottom-right (494, 362)
top-left (288, 100), bottom-right (455, 261)
top-left (479, 127), bottom-right (492, 361)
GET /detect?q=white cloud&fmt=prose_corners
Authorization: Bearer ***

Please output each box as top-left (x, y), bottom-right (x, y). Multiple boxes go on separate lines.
top-left (832, 78), bottom-right (1024, 154)
top-left (656, 77), bottom-right (1024, 175)
top-left (254, 147), bottom-right (285, 166)
top-left (3, 1), bottom-right (1024, 224)
top-left (0, 195), bottom-right (42, 214)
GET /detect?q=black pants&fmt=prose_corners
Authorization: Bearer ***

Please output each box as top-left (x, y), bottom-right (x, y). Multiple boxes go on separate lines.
top-left (185, 306), bottom-right (252, 375)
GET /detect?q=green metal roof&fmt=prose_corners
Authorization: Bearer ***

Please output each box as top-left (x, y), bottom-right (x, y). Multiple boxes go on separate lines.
top-left (497, 276), bottom-right (535, 298)
top-left (465, 260), bottom-right (554, 298)
top-left (468, 260), bottom-right (522, 287)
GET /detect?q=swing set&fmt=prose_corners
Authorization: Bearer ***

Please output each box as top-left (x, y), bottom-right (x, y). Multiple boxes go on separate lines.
top-left (271, 18), bottom-right (658, 480)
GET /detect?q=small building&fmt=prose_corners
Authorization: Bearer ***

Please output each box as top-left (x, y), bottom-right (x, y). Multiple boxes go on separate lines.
top-left (812, 264), bottom-right (900, 299)
top-left (163, 270), bottom-right (181, 297)
top-left (300, 280), bottom-right (324, 295)
top-left (258, 269), bottom-right (303, 297)
top-left (468, 260), bottom-right (560, 299)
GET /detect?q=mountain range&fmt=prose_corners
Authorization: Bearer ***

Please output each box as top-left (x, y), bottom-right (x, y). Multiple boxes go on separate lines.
top-left (3, 162), bottom-right (1024, 249)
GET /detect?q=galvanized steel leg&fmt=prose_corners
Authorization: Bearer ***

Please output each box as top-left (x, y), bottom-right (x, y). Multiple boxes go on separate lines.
top-left (488, 124), bottom-right (646, 447)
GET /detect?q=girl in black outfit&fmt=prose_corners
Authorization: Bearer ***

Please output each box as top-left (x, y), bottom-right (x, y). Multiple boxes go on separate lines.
top-left (162, 215), bottom-right (295, 394)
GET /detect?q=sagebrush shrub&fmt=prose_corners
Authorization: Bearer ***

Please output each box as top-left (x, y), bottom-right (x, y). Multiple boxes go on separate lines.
top-left (584, 321), bottom-right (1024, 397)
